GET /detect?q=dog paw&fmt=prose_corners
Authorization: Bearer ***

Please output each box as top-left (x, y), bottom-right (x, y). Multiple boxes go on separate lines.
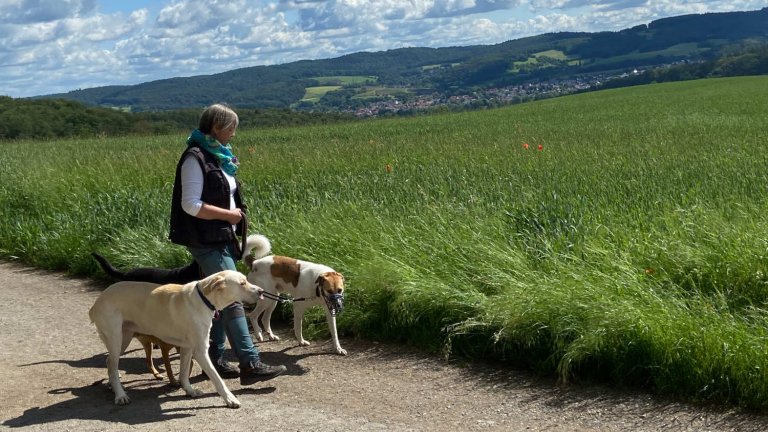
top-left (225, 396), bottom-right (241, 409)
top-left (186, 388), bottom-right (205, 398)
top-left (255, 333), bottom-right (265, 342)
top-left (336, 347), bottom-right (348, 356)
top-left (299, 340), bottom-right (310, 347)
top-left (114, 395), bottom-right (131, 405)
top-left (268, 334), bottom-right (281, 341)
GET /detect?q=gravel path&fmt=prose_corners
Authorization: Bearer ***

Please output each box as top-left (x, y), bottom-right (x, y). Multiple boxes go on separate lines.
top-left (1, 262), bottom-right (766, 431)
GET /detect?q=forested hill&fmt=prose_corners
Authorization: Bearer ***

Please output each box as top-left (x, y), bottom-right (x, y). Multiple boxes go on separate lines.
top-left (36, 7), bottom-right (768, 112)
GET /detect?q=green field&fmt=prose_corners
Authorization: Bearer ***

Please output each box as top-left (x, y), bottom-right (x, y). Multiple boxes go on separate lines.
top-left (534, 49), bottom-right (568, 60)
top-left (2, 76), bottom-right (768, 409)
top-left (589, 42), bottom-right (714, 67)
top-left (301, 85), bottom-right (343, 102)
top-left (511, 49), bottom-right (576, 71)
top-left (312, 75), bottom-right (377, 85)
top-left (301, 76), bottom-right (380, 102)
top-left (351, 87), bottom-right (410, 99)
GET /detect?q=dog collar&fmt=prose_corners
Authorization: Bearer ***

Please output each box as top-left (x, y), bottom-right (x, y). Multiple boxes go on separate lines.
top-left (196, 282), bottom-right (217, 312)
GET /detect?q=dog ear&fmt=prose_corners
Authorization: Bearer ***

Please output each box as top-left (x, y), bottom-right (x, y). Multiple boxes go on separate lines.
top-left (213, 275), bottom-right (227, 291)
top-left (322, 272), bottom-right (344, 283)
top-left (315, 275), bottom-right (325, 287)
top-left (201, 273), bottom-right (227, 295)
top-left (244, 255), bottom-right (255, 269)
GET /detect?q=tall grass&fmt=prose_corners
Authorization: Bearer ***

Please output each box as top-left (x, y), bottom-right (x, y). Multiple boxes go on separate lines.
top-left (2, 76), bottom-right (768, 409)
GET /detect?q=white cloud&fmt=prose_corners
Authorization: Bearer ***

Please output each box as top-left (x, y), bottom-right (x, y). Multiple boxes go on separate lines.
top-left (0, 0), bottom-right (96, 23)
top-left (0, 0), bottom-right (766, 97)
top-left (290, 0), bottom-right (525, 31)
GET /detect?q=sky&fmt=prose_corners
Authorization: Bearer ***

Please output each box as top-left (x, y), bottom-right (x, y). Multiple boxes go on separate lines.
top-left (1, 0), bottom-right (767, 98)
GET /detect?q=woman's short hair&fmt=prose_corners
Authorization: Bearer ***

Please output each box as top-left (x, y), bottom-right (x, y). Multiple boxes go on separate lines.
top-left (198, 103), bottom-right (239, 134)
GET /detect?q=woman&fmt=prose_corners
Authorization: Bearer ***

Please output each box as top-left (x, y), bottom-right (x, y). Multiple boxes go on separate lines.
top-left (169, 103), bottom-right (286, 385)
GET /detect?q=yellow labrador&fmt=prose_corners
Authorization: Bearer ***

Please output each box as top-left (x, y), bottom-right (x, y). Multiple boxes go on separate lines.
top-left (89, 270), bottom-right (263, 408)
top-left (242, 235), bottom-right (347, 355)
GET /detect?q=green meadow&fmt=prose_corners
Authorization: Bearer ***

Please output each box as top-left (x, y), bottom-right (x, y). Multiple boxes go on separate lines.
top-left (511, 49), bottom-right (580, 71)
top-left (351, 86), bottom-right (410, 99)
top-left (2, 76), bottom-right (768, 409)
top-left (312, 75), bottom-right (377, 85)
top-left (301, 85), bottom-right (343, 102)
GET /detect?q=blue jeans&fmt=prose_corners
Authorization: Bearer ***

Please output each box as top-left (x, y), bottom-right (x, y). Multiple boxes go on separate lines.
top-left (187, 244), bottom-right (259, 367)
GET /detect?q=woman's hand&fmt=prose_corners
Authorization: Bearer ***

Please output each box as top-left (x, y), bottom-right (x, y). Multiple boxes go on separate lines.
top-left (196, 204), bottom-right (243, 224)
top-left (224, 209), bottom-right (243, 225)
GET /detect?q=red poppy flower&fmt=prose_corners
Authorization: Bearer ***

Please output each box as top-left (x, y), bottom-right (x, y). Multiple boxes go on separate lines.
top-left (537, 144), bottom-right (543, 151)
top-left (522, 143), bottom-right (529, 149)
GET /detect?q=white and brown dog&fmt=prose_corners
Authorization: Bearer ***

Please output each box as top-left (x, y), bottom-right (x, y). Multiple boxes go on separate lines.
top-left (89, 270), bottom-right (263, 408)
top-left (242, 234), bottom-right (347, 356)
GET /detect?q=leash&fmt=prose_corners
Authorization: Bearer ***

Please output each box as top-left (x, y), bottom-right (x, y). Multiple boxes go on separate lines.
top-left (259, 283), bottom-right (324, 303)
top-left (259, 291), bottom-right (311, 303)
top-left (259, 288), bottom-right (344, 316)
top-left (233, 212), bottom-right (248, 261)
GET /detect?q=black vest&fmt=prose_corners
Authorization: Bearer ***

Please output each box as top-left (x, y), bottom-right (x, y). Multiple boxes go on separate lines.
top-left (168, 146), bottom-right (246, 248)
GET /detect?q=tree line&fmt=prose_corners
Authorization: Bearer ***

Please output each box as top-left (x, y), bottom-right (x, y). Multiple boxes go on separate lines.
top-left (0, 98), bottom-right (354, 140)
top-left (599, 44), bottom-right (768, 90)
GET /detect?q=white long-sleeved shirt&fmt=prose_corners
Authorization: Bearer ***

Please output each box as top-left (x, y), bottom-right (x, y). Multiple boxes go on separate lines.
top-left (180, 154), bottom-right (237, 217)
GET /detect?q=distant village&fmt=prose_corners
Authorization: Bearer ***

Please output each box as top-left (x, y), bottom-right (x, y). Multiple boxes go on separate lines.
top-left (347, 70), bottom-right (641, 118)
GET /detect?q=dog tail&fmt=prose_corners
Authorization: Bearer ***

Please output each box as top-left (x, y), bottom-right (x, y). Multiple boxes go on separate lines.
top-left (242, 234), bottom-right (271, 264)
top-left (91, 252), bottom-right (127, 280)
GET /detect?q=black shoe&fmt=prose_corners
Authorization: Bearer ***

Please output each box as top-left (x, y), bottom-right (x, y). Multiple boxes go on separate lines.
top-left (207, 357), bottom-right (240, 379)
top-left (240, 361), bottom-right (287, 385)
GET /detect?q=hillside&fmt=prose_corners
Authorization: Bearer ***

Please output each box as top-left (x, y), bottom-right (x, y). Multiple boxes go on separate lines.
top-left (36, 7), bottom-right (768, 112)
top-left (5, 43), bottom-right (768, 140)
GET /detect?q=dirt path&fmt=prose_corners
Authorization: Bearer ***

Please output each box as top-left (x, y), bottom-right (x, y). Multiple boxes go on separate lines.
top-left (0, 262), bottom-right (766, 432)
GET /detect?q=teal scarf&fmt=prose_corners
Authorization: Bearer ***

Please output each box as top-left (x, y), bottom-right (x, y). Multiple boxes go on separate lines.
top-left (187, 129), bottom-right (239, 176)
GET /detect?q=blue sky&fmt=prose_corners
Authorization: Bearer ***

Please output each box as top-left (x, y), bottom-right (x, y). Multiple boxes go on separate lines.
top-left (1, 0), bottom-right (767, 98)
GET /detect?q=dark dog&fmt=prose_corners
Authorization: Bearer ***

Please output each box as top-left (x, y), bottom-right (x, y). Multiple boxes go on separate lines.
top-left (91, 252), bottom-right (200, 284)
